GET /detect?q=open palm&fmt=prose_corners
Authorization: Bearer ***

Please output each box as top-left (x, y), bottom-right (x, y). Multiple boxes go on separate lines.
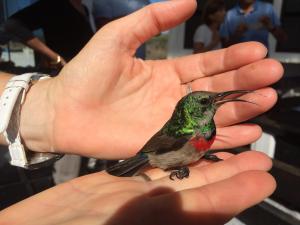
top-left (24, 0), bottom-right (282, 160)
top-left (0, 151), bottom-right (275, 225)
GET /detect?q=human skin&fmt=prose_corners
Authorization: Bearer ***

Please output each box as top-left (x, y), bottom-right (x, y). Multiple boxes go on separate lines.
top-left (10, 1), bottom-right (282, 159)
top-left (0, 0), bottom-right (283, 224)
top-left (0, 151), bottom-right (275, 225)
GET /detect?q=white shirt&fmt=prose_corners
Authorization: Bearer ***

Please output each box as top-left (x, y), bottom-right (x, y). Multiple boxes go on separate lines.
top-left (193, 24), bottom-right (221, 50)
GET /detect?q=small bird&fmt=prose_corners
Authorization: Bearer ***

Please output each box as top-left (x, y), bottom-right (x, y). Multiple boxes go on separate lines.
top-left (107, 90), bottom-right (253, 180)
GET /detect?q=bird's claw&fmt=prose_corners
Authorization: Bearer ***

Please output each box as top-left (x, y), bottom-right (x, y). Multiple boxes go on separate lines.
top-left (169, 167), bottom-right (190, 180)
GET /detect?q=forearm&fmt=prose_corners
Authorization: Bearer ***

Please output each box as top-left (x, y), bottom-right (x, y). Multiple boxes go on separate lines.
top-left (26, 37), bottom-right (59, 62)
top-left (4, 19), bottom-right (61, 63)
top-left (0, 72), bottom-right (55, 152)
top-left (0, 72), bottom-right (13, 146)
top-left (0, 72), bottom-right (12, 90)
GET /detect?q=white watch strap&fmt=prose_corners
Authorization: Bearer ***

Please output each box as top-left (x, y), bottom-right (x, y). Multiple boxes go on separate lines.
top-left (0, 73), bottom-right (32, 133)
top-left (0, 73), bottom-right (62, 169)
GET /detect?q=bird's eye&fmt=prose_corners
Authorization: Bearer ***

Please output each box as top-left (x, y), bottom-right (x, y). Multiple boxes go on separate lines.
top-left (200, 98), bottom-right (210, 105)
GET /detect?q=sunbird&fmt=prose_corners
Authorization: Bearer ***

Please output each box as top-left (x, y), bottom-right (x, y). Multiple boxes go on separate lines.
top-left (107, 90), bottom-right (253, 180)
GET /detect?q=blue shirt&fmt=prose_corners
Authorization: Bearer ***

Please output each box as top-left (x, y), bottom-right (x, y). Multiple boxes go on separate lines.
top-left (220, 1), bottom-right (280, 48)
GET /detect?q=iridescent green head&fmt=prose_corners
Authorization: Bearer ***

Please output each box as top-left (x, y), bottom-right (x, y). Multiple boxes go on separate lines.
top-left (181, 90), bottom-right (253, 120)
top-left (181, 91), bottom-right (217, 123)
top-left (164, 90), bottom-right (253, 136)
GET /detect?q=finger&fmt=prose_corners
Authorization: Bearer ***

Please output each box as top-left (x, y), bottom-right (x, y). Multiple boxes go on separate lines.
top-left (172, 42), bottom-right (267, 83)
top-left (189, 58), bottom-right (283, 92)
top-left (68, 0), bottom-right (196, 87)
top-left (148, 171), bottom-right (275, 225)
top-left (214, 88), bottom-right (277, 127)
top-left (95, 0), bottom-right (196, 55)
top-left (150, 151), bottom-right (272, 190)
top-left (212, 123), bottom-right (262, 150)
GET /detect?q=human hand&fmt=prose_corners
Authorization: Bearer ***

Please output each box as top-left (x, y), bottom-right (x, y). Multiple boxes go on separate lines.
top-left (0, 151), bottom-right (275, 225)
top-left (20, 0), bottom-right (283, 159)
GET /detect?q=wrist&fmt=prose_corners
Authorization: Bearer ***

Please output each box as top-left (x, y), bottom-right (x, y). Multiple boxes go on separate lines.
top-left (20, 77), bottom-right (56, 153)
top-left (0, 73), bottom-right (63, 168)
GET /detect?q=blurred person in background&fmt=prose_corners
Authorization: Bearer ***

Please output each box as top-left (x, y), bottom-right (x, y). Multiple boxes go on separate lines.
top-left (0, 30), bottom-right (15, 70)
top-left (220, 0), bottom-right (286, 49)
top-left (193, 0), bottom-right (226, 53)
top-left (0, 28), bottom-right (13, 66)
top-left (2, 0), bottom-right (94, 72)
top-left (92, 0), bottom-right (150, 59)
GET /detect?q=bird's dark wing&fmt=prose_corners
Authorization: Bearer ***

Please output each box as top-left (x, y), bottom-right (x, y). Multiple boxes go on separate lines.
top-left (141, 131), bottom-right (191, 155)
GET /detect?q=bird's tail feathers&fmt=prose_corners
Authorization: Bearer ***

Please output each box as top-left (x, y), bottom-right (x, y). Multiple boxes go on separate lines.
top-left (106, 154), bottom-right (149, 177)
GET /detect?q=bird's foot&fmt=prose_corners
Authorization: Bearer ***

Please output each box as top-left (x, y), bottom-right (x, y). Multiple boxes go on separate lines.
top-left (169, 167), bottom-right (190, 180)
top-left (203, 153), bottom-right (223, 162)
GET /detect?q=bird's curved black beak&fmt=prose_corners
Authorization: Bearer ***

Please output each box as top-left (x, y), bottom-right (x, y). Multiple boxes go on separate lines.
top-left (213, 90), bottom-right (255, 107)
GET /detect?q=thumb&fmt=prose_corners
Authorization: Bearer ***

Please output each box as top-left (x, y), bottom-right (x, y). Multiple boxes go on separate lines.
top-left (60, 0), bottom-right (196, 93)
top-left (89, 0), bottom-right (197, 56)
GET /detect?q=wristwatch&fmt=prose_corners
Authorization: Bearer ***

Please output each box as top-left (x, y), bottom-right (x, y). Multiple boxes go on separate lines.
top-left (0, 73), bottom-right (63, 169)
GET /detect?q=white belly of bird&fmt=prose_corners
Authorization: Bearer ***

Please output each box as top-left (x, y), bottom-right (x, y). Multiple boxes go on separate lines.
top-left (147, 142), bottom-right (204, 170)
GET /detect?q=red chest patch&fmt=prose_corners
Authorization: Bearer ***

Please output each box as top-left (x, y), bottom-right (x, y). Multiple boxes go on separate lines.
top-left (189, 136), bottom-right (215, 152)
